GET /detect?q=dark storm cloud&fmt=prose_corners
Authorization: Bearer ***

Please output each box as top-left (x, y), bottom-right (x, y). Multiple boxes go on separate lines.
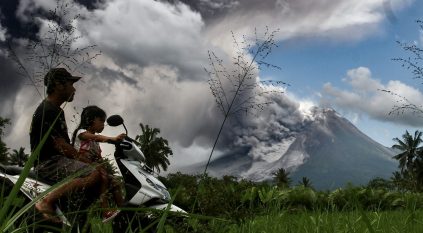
top-left (0, 0), bottom-right (104, 40)
top-left (0, 53), bottom-right (26, 107)
top-left (163, 0), bottom-right (295, 26)
top-left (74, 0), bottom-right (106, 10)
top-left (0, 0), bottom-right (39, 40)
top-left (162, 0), bottom-right (241, 22)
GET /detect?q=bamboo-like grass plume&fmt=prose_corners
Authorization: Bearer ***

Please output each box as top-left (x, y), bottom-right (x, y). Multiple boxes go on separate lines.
top-left (203, 27), bottom-right (287, 175)
top-left (7, 0), bottom-right (100, 98)
top-left (0, 106), bottom-right (61, 230)
top-left (0, 1), bottom-right (101, 231)
top-left (380, 20), bottom-right (423, 118)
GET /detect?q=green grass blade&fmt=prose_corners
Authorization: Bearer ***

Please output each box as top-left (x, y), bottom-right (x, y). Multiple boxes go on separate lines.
top-left (360, 210), bottom-right (376, 233)
top-left (0, 109), bottom-right (62, 228)
top-left (156, 187), bottom-right (181, 233)
top-left (1, 165), bottom-right (95, 231)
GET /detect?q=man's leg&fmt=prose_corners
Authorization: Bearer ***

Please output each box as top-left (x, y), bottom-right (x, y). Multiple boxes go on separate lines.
top-left (35, 169), bottom-right (103, 221)
top-left (35, 157), bottom-right (106, 222)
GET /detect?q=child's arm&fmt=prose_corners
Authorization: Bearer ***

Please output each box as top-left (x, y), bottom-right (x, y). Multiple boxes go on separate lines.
top-left (78, 131), bottom-right (126, 143)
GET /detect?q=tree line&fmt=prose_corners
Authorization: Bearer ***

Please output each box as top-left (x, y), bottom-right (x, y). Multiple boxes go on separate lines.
top-left (0, 117), bottom-right (28, 166)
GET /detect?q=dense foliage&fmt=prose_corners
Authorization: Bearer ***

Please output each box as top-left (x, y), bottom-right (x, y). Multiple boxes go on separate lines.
top-left (160, 173), bottom-right (423, 222)
top-left (0, 118), bottom-right (29, 166)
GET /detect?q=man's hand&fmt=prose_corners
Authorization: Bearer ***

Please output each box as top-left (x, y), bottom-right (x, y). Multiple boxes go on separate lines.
top-left (53, 137), bottom-right (79, 159)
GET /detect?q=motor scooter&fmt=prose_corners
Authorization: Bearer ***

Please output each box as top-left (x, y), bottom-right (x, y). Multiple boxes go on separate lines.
top-left (0, 114), bottom-right (184, 229)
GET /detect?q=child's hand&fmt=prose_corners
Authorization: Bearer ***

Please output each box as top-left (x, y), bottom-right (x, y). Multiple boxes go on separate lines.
top-left (114, 133), bottom-right (126, 142)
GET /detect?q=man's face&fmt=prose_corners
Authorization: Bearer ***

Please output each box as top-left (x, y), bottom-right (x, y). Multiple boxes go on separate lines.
top-left (57, 80), bottom-right (76, 102)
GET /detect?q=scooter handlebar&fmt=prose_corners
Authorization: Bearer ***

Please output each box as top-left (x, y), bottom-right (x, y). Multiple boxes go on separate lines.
top-left (106, 136), bottom-right (135, 144)
top-left (125, 136), bottom-right (136, 142)
top-left (106, 139), bottom-right (116, 144)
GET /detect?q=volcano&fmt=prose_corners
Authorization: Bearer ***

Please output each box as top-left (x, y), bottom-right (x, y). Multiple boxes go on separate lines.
top-left (182, 108), bottom-right (398, 190)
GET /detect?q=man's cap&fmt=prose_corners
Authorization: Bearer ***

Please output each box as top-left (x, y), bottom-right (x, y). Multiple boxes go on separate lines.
top-left (44, 68), bottom-right (82, 86)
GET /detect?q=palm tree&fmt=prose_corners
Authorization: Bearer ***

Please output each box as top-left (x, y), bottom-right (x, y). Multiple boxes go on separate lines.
top-left (0, 140), bottom-right (7, 164)
top-left (367, 177), bottom-right (393, 190)
top-left (392, 130), bottom-right (422, 175)
top-left (0, 117), bottom-right (10, 165)
top-left (8, 147), bottom-right (28, 167)
top-left (272, 168), bottom-right (291, 188)
top-left (390, 171), bottom-right (404, 190)
top-left (135, 123), bottom-right (172, 173)
top-left (0, 150), bottom-right (8, 165)
top-left (298, 176), bottom-right (313, 188)
top-left (0, 139), bottom-right (8, 165)
top-left (413, 157), bottom-right (423, 191)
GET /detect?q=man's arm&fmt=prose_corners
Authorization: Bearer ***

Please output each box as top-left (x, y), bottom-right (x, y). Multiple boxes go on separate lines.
top-left (53, 137), bottom-right (78, 159)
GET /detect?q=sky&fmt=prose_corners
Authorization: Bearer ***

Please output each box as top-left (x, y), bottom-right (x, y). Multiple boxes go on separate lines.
top-left (0, 0), bottom-right (422, 173)
top-left (259, 0), bottom-right (423, 147)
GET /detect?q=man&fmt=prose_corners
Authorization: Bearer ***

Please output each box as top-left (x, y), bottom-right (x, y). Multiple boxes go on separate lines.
top-left (30, 68), bottom-right (109, 222)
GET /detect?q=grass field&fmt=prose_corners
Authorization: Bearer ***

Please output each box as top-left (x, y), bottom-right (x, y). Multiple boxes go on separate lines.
top-left (214, 210), bottom-right (423, 233)
top-left (3, 171), bottom-right (423, 232)
top-left (2, 191), bottom-right (423, 232)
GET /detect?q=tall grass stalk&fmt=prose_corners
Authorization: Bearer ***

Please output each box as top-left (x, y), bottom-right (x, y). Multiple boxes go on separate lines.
top-left (380, 20), bottom-right (423, 120)
top-left (204, 28), bottom-right (284, 175)
top-left (360, 210), bottom-right (376, 233)
top-left (2, 164), bottom-right (95, 231)
top-left (7, 0), bottom-right (100, 95)
top-left (0, 109), bottom-right (62, 230)
top-left (0, 1), bottom-right (102, 231)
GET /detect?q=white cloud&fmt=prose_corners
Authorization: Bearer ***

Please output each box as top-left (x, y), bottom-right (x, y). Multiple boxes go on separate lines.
top-left (321, 67), bottom-right (423, 127)
top-left (76, 0), bottom-right (207, 80)
top-left (205, 0), bottom-right (411, 50)
top-left (344, 67), bottom-right (384, 92)
top-left (3, 85), bottom-right (43, 153)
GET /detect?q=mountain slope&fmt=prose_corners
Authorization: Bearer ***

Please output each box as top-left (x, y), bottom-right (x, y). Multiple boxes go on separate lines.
top-left (182, 108), bottom-right (398, 190)
top-left (287, 109), bottom-right (397, 189)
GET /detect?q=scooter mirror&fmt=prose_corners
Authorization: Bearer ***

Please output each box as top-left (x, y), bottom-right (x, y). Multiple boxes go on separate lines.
top-left (107, 115), bottom-right (124, 126)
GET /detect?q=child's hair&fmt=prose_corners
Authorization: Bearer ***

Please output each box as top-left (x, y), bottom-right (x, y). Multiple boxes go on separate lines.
top-left (71, 105), bottom-right (107, 146)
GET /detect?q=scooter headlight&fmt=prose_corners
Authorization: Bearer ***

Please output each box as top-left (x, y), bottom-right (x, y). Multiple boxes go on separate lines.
top-left (161, 187), bottom-right (170, 201)
top-left (158, 186), bottom-right (171, 201)
top-left (145, 178), bottom-right (170, 201)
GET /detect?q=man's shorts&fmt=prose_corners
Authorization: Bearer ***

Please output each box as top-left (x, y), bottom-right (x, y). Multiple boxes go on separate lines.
top-left (35, 156), bottom-right (95, 183)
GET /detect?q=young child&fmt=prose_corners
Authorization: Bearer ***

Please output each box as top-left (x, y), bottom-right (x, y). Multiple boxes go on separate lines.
top-left (71, 105), bottom-right (125, 222)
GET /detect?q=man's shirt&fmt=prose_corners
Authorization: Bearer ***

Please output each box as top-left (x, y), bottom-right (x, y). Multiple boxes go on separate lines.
top-left (30, 100), bottom-right (70, 164)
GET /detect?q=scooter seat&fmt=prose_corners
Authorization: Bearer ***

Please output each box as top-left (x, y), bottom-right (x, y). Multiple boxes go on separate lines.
top-left (0, 164), bottom-right (23, 175)
top-left (0, 164), bottom-right (54, 185)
